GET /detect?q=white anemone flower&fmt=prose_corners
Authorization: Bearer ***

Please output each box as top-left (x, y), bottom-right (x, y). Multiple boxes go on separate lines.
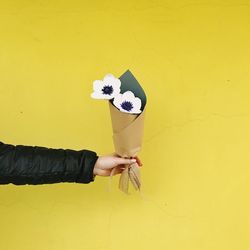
top-left (91, 73), bottom-right (121, 100)
top-left (113, 91), bottom-right (142, 114)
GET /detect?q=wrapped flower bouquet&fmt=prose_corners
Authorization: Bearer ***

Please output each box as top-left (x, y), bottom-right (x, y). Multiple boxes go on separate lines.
top-left (91, 70), bottom-right (147, 194)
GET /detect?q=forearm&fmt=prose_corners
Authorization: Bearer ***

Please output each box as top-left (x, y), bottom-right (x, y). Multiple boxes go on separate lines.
top-left (0, 141), bottom-right (98, 185)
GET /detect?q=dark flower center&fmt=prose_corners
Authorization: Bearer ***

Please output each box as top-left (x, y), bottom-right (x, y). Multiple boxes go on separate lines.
top-left (102, 85), bottom-right (113, 95)
top-left (121, 101), bottom-right (133, 111)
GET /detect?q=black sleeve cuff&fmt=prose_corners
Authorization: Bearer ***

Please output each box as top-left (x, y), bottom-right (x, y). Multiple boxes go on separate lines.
top-left (75, 149), bottom-right (99, 184)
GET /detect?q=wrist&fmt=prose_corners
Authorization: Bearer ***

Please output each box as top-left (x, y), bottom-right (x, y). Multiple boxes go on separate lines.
top-left (93, 158), bottom-right (99, 176)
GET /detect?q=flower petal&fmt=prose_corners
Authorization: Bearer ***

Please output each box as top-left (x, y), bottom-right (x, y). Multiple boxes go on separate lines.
top-left (132, 97), bottom-right (142, 110)
top-left (113, 93), bottom-right (123, 108)
top-left (103, 73), bottom-right (115, 80)
top-left (113, 86), bottom-right (121, 96)
top-left (103, 74), bottom-right (121, 89)
top-left (131, 109), bottom-right (142, 114)
top-left (91, 92), bottom-right (101, 99)
top-left (91, 91), bottom-right (113, 100)
top-left (93, 80), bottom-right (103, 91)
top-left (121, 91), bottom-right (135, 101)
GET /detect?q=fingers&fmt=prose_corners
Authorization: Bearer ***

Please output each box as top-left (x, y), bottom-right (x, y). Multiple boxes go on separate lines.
top-left (111, 167), bottom-right (124, 176)
top-left (95, 166), bottom-right (124, 177)
top-left (114, 157), bottom-right (136, 165)
top-left (95, 168), bottom-right (111, 176)
top-left (133, 156), bottom-right (143, 166)
top-left (111, 153), bottom-right (143, 167)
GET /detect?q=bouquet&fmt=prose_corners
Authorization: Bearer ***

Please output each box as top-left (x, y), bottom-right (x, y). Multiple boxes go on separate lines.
top-left (91, 70), bottom-right (147, 194)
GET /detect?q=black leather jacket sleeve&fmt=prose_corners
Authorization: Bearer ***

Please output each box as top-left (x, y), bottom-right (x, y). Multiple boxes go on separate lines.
top-left (0, 141), bottom-right (99, 185)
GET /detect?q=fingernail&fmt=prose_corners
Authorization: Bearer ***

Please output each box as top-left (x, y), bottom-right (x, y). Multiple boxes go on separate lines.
top-left (131, 159), bottom-right (136, 162)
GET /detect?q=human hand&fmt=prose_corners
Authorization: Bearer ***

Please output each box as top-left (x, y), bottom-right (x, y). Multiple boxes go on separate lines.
top-left (93, 153), bottom-right (143, 177)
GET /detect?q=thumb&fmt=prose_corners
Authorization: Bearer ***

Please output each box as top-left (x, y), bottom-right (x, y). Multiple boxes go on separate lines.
top-left (115, 157), bottom-right (136, 165)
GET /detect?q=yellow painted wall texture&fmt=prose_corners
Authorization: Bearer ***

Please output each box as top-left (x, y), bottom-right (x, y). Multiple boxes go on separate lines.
top-left (0, 1), bottom-right (250, 249)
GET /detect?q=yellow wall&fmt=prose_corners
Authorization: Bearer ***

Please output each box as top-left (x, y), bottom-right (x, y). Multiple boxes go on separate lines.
top-left (0, 1), bottom-right (250, 249)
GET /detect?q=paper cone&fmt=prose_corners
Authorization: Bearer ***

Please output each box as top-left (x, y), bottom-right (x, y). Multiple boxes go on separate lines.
top-left (108, 70), bottom-right (147, 194)
top-left (109, 102), bottom-right (146, 158)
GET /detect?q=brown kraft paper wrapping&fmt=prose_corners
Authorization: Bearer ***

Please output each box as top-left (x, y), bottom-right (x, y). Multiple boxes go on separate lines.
top-left (109, 101), bottom-right (146, 194)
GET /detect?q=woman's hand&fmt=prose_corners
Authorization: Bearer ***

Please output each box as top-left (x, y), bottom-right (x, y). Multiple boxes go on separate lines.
top-left (93, 153), bottom-right (143, 177)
